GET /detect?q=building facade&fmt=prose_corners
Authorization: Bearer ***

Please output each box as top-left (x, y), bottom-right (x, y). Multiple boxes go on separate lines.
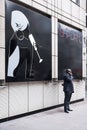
top-left (0, 0), bottom-right (86, 120)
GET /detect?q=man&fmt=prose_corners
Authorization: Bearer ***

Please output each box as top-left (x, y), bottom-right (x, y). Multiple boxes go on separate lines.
top-left (63, 69), bottom-right (74, 113)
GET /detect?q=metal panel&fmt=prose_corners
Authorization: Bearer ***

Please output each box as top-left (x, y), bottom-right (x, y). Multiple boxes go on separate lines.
top-left (58, 22), bottom-right (82, 80)
top-left (5, 0), bottom-right (51, 82)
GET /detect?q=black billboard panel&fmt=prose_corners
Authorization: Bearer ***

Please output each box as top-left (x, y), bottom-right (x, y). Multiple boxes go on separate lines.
top-left (58, 22), bottom-right (82, 80)
top-left (5, 0), bottom-right (51, 82)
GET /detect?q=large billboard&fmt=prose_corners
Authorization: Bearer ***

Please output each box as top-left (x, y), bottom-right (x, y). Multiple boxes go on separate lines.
top-left (58, 22), bottom-right (82, 80)
top-left (5, 0), bottom-right (51, 82)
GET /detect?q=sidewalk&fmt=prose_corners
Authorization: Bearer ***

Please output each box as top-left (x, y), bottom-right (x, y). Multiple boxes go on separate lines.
top-left (0, 100), bottom-right (87, 130)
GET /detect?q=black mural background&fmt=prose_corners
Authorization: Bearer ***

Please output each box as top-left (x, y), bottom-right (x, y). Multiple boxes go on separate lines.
top-left (58, 22), bottom-right (82, 80)
top-left (5, 0), bottom-right (51, 82)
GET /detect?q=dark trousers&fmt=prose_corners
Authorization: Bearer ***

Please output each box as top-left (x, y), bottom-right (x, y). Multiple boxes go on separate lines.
top-left (64, 92), bottom-right (72, 111)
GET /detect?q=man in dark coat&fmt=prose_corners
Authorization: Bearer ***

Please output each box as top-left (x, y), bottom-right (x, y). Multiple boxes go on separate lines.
top-left (63, 69), bottom-right (74, 113)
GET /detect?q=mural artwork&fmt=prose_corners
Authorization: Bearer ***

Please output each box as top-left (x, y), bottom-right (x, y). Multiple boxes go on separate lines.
top-left (58, 22), bottom-right (82, 80)
top-left (5, 0), bottom-right (51, 82)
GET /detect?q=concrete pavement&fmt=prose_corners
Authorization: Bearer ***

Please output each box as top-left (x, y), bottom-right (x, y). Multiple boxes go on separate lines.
top-left (0, 100), bottom-right (87, 130)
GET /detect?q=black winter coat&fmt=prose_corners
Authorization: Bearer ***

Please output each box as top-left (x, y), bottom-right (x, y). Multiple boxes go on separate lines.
top-left (63, 73), bottom-right (74, 93)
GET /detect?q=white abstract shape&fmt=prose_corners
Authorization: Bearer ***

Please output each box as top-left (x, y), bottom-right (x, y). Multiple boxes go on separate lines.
top-left (29, 34), bottom-right (37, 50)
top-left (11, 10), bottom-right (29, 32)
top-left (29, 34), bottom-right (43, 63)
top-left (7, 46), bottom-right (20, 77)
top-left (39, 59), bottom-right (43, 63)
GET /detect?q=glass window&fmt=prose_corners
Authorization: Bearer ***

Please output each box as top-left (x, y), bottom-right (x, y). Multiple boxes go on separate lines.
top-left (71, 0), bottom-right (80, 5)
